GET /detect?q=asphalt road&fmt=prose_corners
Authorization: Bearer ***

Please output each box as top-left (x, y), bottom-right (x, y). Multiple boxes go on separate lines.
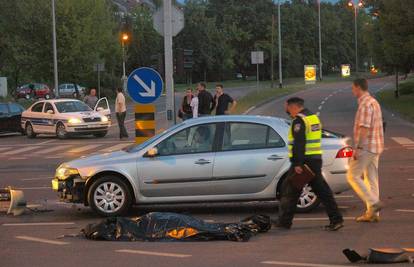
top-left (1, 77), bottom-right (414, 267)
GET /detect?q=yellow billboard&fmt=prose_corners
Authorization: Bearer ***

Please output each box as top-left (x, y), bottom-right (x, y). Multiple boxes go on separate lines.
top-left (341, 64), bottom-right (351, 77)
top-left (304, 65), bottom-right (317, 84)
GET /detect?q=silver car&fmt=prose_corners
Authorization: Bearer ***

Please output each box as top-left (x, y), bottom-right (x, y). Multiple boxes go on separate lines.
top-left (52, 115), bottom-right (353, 216)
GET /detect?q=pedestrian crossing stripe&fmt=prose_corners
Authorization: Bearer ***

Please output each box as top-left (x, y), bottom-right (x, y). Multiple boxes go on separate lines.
top-left (99, 143), bottom-right (132, 152)
top-left (67, 144), bottom-right (101, 153)
top-left (391, 137), bottom-right (414, 146)
top-left (3, 146), bottom-right (40, 155)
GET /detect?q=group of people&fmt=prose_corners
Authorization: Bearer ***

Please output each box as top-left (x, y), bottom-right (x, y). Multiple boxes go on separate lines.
top-left (277, 78), bottom-right (384, 231)
top-left (179, 82), bottom-right (237, 120)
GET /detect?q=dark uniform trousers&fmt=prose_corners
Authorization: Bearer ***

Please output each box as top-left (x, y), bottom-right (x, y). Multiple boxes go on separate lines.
top-left (279, 158), bottom-right (343, 227)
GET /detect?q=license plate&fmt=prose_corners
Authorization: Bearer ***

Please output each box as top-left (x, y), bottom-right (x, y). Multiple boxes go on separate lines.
top-left (51, 179), bottom-right (59, 191)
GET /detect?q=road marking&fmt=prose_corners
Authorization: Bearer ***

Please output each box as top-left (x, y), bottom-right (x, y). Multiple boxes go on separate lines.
top-left (21, 177), bottom-right (52, 181)
top-left (17, 186), bottom-right (51, 190)
top-left (321, 101), bottom-right (325, 104)
top-left (262, 261), bottom-right (357, 267)
top-left (408, 179), bottom-right (414, 181)
top-left (36, 140), bottom-right (56, 145)
top-left (335, 195), bottom-right (354, 198)
top-left (395, 209), bottom-right (414, 213)
top-left (3, 222), bottom-right (75, 226)
top-left (33, 145), bottom-right (72, 154)
top-left (318, 106), bottom-right (322, 110)
top-left (15, 235), bottom-right (69, 245)
top-left (9, 157), bottom-right (27, 160)
top-left (67, 144), bottom-right (101, 153)
top-left (3, 146), bottom-right (40, 155)
top-left (99, 143), bottom-right (132, 152)
top-left (116, 249), bottom-right (192, 258)
top-left (391, 137), bottom-right (414, 146)
top-left (293, 217), bottom-right (355, 221)
top-left (45, 156), bottom-right (64, 159)
top-left (0, 147), bottom-right (13, 152)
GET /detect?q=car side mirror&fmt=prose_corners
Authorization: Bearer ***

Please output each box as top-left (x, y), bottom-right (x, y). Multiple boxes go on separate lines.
top-left (47, 110), bottom-right (54, 114)
top-left (97, 107), bottom-right (104, 112)
top-left (145, 147), bottom-right (158, 158)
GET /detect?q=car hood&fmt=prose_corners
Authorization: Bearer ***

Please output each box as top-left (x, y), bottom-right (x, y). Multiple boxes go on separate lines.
top-left (58, 111), bottom-right (102, 119)
top-left (67, 150), bottom-right (130, 168)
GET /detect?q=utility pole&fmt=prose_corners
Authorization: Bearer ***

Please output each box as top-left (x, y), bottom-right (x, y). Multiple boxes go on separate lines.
top-left (51, 0), bottom-right (59, 97)
top-left (278, 0), bottom-right (283, 88)
top-left (121, 33), bottom-right (129, 91)
top-left (318, 0), bottom-right (323, 80)
top-left (354, 6), bottom-right (358, 74)
top-left (271, 14), bottom-right (275, 89)
top-left (163, 0), bottom-right (175, 126)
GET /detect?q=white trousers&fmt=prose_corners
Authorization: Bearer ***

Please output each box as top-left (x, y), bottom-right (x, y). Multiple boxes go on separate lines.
top-left (347, 150), bottom-right (380, 214)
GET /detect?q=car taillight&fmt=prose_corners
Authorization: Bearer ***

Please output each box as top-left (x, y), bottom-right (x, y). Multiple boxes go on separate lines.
top-left (336, 147), bottom-right (353, 158)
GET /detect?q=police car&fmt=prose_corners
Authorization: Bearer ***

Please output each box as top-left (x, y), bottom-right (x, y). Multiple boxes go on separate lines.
top-left (21, 98), bottom-right (111, 139)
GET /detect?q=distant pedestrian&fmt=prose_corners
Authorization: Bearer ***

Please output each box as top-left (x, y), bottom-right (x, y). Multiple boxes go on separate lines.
top-left (190, 88), bottom-right (199, 119)
top-left (275, 97), bottom-right (344, 231)
top-left (115, 87), bottom-right (129, 140)
top-left (196, 82), bottom-right (213, 116)
top-left (212, 84), bottom-right (237, 115)
top-left (347, 78), bottom-right (384, 223)
top-left (179, 88), bottom-right (193, 121)
top-left (84, 88), bottom-right (98, 109)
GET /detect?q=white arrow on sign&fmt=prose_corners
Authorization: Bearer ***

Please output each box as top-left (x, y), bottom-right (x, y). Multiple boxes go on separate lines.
top-left (133, 74), bottom-right (156, 97)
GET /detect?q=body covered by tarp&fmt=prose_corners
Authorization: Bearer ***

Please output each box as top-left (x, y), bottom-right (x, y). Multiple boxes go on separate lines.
top-left (82, 212), bottom-right (271, 242)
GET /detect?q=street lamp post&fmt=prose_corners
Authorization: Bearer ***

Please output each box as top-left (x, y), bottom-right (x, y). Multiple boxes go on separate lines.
top-left (278, 0), bottom-right (283, 88)
top-left (51, 0), bottom-right (59, 97)
top-left (317, 0), bottom-right (322, 80)
top-left (121, 33), bottom-right (129, 91)
top-left (348, 1), bottom-right (363, 74)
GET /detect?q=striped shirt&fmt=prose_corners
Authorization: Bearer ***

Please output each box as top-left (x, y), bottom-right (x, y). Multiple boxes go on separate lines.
top-left (353, 92), bottom-right (384, 154)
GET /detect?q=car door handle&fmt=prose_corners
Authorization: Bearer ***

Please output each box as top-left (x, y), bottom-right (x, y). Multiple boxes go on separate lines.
top-left (194, 159), bottom-right (211, 165)
top-left (267, 155), bottom-right (284, 161)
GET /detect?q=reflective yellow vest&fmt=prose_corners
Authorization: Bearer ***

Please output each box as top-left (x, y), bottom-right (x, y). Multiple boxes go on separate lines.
top-left (288, 113), bottom-right (322, 158)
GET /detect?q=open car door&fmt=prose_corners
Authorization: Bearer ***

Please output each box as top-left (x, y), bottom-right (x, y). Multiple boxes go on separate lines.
top-left (94, 97), bottom-right (111, 122)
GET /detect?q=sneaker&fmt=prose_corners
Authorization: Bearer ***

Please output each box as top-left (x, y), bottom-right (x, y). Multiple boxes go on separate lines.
top-left (356, 213), bottom-right (380, 223)
top-left (323, 221), bottom-right (344, 231)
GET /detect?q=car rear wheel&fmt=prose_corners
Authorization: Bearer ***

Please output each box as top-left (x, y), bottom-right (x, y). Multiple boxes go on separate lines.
top-left (88, 176), bottom-right (132, 217)
top-left (56, 123), bottom-right (67, 139)
top-left (25, 123), bottom-right (36, 138)
top-left (296, 184), bottom-right (320, 213)
top-left (93, 131), bottom-right (107, 138)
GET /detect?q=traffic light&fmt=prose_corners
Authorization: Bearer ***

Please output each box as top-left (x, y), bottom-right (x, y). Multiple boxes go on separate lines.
top-left (183, 49), bottom-right (193, 70)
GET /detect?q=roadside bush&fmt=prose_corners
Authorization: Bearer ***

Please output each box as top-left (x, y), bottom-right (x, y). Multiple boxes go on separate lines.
top-left (399, 80), bottom-right (414, 95)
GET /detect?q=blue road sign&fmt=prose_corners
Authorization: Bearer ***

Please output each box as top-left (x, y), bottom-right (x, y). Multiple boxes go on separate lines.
top-left (127, 67), bottom-right (163, 104)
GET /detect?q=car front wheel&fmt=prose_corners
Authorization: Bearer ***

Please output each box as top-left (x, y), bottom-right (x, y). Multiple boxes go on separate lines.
top-left (56, 123), bottom-right (67, 139)
top-left (25, 123), bottom-right (36, 138)
top-left (296, 184), bottom-right (320, 213)
top-left (88, 176), bottom-right (132, 217)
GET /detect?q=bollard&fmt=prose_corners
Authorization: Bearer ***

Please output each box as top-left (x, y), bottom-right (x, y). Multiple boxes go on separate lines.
top-left (135, 104), bottom-right (156, 144)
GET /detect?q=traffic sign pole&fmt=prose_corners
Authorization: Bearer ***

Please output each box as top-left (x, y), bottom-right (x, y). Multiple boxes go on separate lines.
top-left (163, 0), bottom-right (175, 126)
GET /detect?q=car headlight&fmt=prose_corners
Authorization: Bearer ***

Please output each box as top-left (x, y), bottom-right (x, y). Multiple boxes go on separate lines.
top-left (55, 166), bottom-right (79, 180)
top-left (68, 118), bottom-right (82, 124)
top-left (101, 116), bottom-right (108, 122)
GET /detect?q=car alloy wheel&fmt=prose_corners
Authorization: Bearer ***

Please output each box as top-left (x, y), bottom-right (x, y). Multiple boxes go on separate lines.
top-left (93, 181), bottom-right (126, 214)
top-left (296, 184), bottom-right (320, 212)
top-left (56, 123), bottom-right (67, 139)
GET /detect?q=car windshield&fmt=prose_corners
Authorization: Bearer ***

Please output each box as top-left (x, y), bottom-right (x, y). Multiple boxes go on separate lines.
top-left (55, 101), bottom-right (92, 113)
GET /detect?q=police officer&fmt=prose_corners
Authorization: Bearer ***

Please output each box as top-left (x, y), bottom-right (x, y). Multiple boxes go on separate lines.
top-left (275, 97), bottom-right (344, 231)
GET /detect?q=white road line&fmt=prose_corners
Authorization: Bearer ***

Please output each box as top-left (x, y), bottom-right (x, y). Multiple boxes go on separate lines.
top-left (116, 249), bottom-right (192, 258)
top-left (15, 235), bottom-right (69, 245)
top-left (408, 179), bottom-right (414, 181)
top-left (9, 157), bottom-right (27, 160)
top-left (67, 144), bottom-right (101, 153)
top-left (293, 217), bottom-right (355, 221)
top-left (395, 209), bottom-right (414, 213)
top-left (262, 261), bottom-right (357, 267)
top-left (391, 137), bottom-right (414, 146)
top-left (33, 145), bottom-right (72, 154)
top-left (0, 147), bottom-right (13, 152)
top-left (321, 101), bottom-right (325, 104)
top-left (318, 106), bottom-right (322, 110)
top-left (99, 143), bottom-right (132, 152)
top-left (4, 222), bottom-right (75, 226)
top-left (3, 146), bottom-right (40, 155)
top-left (17, 186), bottom-right (51, 190)
top-left (36, 140), bottom-right (56, 145)
top-left (334, 195), bottom-right (354, 198)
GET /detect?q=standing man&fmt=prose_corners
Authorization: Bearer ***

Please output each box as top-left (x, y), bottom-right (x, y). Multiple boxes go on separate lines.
top-left (347, 78), bottom-right (384, 222)
top-left (196, 82), bottom-right (213, 116)
top-left (212, 84), bottom-right (237, 115)
top-left (115, 87), bottom-right (128, 140)
top-left (84, 88), bottom-right (98, 109)
top-left (276, 97), bottom-right (344, 231)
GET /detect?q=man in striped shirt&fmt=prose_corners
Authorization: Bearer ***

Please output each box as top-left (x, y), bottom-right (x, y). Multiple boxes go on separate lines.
top-left (347, 78), bottom-right (384, 223)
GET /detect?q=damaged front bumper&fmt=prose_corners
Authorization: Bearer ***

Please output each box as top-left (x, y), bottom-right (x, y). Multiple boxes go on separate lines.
top-left (52, 175), bottom-right (85, 204)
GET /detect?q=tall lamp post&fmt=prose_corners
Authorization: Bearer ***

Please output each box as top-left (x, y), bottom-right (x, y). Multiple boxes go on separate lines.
top-left (348, 0), bottom-right (364, 74)
top-left (121, 33), bottom-right (129, 91)
top-left (277, 0), bottom-right (283, 88)
top-left (317, 0), bottom-right (322, 80)
top-left (51, 0), bottom-right (59, 97)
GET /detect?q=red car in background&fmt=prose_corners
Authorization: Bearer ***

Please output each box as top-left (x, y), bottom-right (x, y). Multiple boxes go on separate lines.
top-left (15, 83), bottom-right (53, 100)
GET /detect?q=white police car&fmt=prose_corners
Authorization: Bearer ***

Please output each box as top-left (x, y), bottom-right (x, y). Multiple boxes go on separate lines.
top-left (21, 98), bottom-right (111, 139)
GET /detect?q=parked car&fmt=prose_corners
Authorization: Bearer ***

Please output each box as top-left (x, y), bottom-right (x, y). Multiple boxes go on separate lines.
top-left (15, 83), bottom-right (52, 100)
top-left (51, 115), bottom-right (353, 216)
top-left (58, 83), bottom-right (86, 99)
top-left (0, 102), bottom-right (25, 134)
top-left (21, 98), bottom-right (111, 139)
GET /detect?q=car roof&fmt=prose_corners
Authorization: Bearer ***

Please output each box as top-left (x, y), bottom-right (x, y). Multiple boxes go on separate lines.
top-left (46, 99), bottom-right (83, 103)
